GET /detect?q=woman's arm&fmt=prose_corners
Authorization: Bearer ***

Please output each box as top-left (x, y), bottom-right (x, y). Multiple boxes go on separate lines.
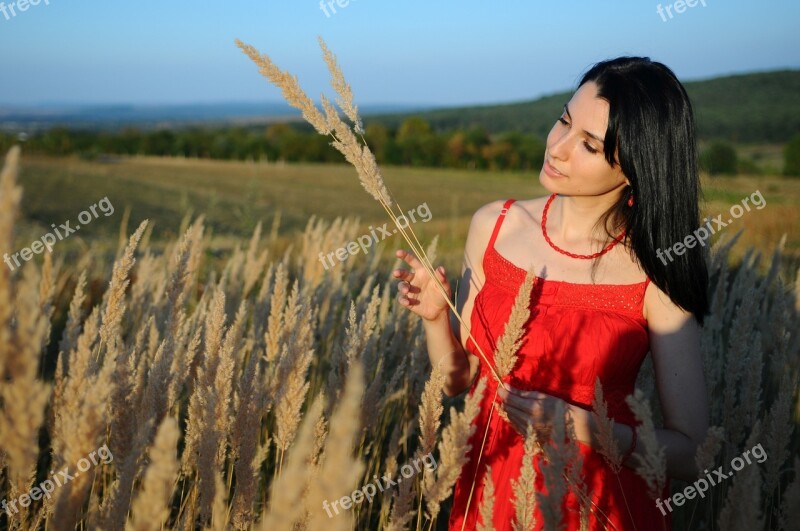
top-left (642, 282), bottom-right (709, 481)
top-left (570, 282), bottom-right (709, 482)
top-left (401, 201), bottom-right (503, 397)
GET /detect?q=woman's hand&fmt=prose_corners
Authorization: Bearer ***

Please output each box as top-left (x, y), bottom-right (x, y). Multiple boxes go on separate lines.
top-left (392, 249), bottom-right (452, 322)
top-left (497, 385), bottom-right (592, 444)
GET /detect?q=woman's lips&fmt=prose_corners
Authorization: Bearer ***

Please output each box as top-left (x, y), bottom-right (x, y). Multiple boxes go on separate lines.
top-left (544, 159), bottom-right (566, 178)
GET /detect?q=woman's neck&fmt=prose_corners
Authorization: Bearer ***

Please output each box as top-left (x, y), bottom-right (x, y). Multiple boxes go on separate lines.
top-left (547, 191), bottom-right (624, 244)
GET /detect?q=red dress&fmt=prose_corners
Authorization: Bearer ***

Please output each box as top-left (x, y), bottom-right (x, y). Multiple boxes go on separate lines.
top-left (448, 199), bottom-right (670, 531)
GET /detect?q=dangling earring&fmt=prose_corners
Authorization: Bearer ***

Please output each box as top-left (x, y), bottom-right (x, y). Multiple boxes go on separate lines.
top-left (627, 193), bottom-right (634, 207)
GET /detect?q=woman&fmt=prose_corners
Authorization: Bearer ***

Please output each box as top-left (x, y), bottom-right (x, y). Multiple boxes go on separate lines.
top-left (393, 57), bottom-right (710, 530)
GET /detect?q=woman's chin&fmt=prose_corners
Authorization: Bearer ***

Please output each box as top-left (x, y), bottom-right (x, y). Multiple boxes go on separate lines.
top-left (538, 170), bottom-right (562, 195)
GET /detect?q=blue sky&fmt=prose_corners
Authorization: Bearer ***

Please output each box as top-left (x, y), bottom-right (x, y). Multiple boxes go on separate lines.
top-left (1, 0), bottom-right (798, 106)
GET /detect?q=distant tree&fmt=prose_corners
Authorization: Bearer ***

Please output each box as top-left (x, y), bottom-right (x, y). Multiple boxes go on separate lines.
top-left (700, 141), bottom-right (738, 175)
top-left (736, 157), bottom-right (763, 176)
top-left (463, 126), bottom-right (491, 169)
top-left (382, 137), bottom-right (403, 166)
top-left (301, 134), bottom-right (339, 162)
top-left (0, 133), bottom-right (13, 154)
top-left (482, 140), bottom-right (515, 170)
top-left (396, 117), bottom-right (436, 166)
top-left (265, 123), bottom-right (298, 161)
top-left (784, 134), bottom-right (800, 177)
top-left (117, 128), bottom-right (144, 155)
top-left (142, 130), bottom-right (176, 157)
top-left (365, 123), bottom-right (390, 162)
top-left (498, 132), bottom-right (545, 170)
top-left (38, 127), bottom-right (74, 156)
top-left (179, 129), bottom-right (213, 158)
top-left (444, 131), bottom-right (467, 167)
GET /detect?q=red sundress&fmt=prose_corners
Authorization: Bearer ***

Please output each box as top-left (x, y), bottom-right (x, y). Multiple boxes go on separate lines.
top-left (448, 198), bottom-right (671, 531)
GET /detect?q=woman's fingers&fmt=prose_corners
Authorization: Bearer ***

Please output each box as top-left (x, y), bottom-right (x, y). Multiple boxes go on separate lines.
top-left (394, 249), bottom-right (425, 271)
top-left (397, 281), bottom-right (420, 297)
top-left (396, 278), bottom-right (421, 306)
top-left (434, 265), bottom-right (447, 283)
top-left (392, 268), bottom-right (414, 282)
top-left (503, 404), bottom-right (534, 436)
top-left (498, 387), bottom-right (544, 410)
top-left (394, 250), bottom-right (448, 289)
top-left (498, 389), bottom-right (559, 437)
top-left (398, 290), bottom-right (421, 307)
top-left (393, 249), bottom-right (450, 319)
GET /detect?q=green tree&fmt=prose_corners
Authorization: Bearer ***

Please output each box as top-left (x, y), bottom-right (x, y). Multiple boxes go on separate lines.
top-left (396, 117), bottom-right (434, 166)
top-left (365, 123), bottom-right (390, 162)
top-left (783, 134), bottom-right (800, 177)
top-left (141, 130), bottom-right (176, 156)
top-left (700, 141), bottom-right (738, 175)
top-left (482, 140), bottom-right (515, 170)
top-left (463, 126), bottom-right (491, 169)
top-left (38, 127), bottom-right (74, 156)
top-left (497, 132), bottom-right (545, 170)
top-left (444, 131), bottom-right (467, 168)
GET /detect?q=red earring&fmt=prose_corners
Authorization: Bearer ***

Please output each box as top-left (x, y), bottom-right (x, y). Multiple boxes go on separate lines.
top-left (627, 194), bottom-right (634, 207)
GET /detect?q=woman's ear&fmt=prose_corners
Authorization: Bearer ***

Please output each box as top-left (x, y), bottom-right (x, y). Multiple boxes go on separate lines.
top-left (620, 170), bottom-right (631, 187)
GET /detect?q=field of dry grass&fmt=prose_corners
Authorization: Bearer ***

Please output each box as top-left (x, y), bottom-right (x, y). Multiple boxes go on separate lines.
top-left (14, 154), bottom-right (800, 271)
top-left (1, 149), bottom-right (799, 530)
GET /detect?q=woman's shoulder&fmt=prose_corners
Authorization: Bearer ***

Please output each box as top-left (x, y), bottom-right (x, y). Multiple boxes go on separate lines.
top-left (463, 200), bottom-right (511, 277)
top-left (643, 278), bottom-right (695, 329)
top-left (511, 196), bottom-right (550, 224)
top-left (472, 198), bottom-right (508, 221)
top-left (471, 196), bottom-right (550, 224)
top-left (465, 197), bottom-right (550, 267)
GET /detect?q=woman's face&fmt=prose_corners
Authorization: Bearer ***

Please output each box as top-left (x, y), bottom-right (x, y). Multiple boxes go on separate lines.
top-left (539, 81), bottom-right (630, 198)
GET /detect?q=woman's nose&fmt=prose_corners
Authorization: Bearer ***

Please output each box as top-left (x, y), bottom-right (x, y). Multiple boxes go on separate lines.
top-left (548, 131), bottom-right (571, 160)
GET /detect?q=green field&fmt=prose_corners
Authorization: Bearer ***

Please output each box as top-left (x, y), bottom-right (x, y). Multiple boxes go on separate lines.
top-left (11, 154), bottom-right (800, 274)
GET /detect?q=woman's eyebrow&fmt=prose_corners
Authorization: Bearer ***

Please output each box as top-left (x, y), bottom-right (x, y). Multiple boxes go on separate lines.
top-left (564, 103), bottom-right (605, 144)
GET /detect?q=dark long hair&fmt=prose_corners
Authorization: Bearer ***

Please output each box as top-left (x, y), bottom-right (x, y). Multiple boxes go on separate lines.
top-left (580, 57), bottom-right (709, 324)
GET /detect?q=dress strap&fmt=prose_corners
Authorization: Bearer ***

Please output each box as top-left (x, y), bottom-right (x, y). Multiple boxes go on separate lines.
top-left (487, 198), bottom-right (516, 250)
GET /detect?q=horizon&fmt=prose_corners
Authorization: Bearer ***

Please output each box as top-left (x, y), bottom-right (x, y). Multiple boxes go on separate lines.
top-left (2, 66), bottom-right (796, 111)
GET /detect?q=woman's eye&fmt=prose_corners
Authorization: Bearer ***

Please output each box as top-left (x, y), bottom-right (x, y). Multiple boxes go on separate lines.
top-left (557, 116), bottom-right (599, 154)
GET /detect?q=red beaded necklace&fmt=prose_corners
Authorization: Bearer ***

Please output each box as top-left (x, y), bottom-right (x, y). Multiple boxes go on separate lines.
top-left (541, 194), bottom-right (627, 260)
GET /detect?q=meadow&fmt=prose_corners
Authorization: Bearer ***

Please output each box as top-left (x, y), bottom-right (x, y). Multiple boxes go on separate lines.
top-left (13, 154), bottom-right (800, 268)
top-left (0, 150), bottom-right (799, 530)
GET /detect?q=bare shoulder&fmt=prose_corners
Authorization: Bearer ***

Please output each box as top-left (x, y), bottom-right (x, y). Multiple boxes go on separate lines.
top-left (471, 199), bottom-right (508, 224)
top-left (466, 196), bottom-right (550, 254)
top-left (467, 199), bottom-right (507, 244)
top-left (513, 196), bottom-right (551, 224)
top-left (464, 200), bottom-right (505, 272)
top-left (643, 280), bottom-right (696, 333)
top-left (464, 196), bottom-right (552, 274)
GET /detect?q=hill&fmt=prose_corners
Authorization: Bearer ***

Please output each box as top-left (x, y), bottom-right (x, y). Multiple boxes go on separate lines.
top-left (367, 70), bottom-right (800, 143)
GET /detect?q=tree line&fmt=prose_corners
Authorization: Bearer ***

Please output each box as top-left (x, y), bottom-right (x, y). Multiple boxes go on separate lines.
top-left (1, 119), bottom-right (798, 176)
top-left (0, 118), bottom-right (546, 171)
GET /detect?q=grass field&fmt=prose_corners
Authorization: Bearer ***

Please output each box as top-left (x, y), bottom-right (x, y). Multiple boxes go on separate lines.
top-left (1, 149), bottom-right (798, 530)
top-left (12, 154), bottom-right (800, 276)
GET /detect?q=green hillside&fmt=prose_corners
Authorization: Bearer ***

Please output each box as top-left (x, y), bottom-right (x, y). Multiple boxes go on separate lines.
top-left (367, 70), bottom-right (800, 143)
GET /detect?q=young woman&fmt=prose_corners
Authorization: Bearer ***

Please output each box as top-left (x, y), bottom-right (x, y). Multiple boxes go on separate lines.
top-left (393, 57), bottom-right (710, 530)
